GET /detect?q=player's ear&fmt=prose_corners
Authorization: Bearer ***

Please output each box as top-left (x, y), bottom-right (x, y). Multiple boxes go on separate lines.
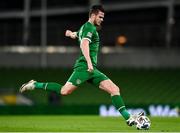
top-left (90, 13), bottom-right (96, 19)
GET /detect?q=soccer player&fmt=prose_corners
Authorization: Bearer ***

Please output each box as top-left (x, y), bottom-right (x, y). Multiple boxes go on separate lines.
top-left (20, 5), bottom-right (143, 128)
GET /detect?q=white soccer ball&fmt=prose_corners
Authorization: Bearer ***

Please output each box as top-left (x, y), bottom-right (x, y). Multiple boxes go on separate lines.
top-left (136, 116), bottom-right (151, 130)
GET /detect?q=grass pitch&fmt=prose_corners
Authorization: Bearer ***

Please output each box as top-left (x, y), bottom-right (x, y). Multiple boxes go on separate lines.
top-left (0, 115), bottom-right (180, 132)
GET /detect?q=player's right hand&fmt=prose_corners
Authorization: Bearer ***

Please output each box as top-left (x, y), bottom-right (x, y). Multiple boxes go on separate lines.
top-left (65, 30), bottom-right (72, 37)
top-left (65, 30), bottom-right (77, 39)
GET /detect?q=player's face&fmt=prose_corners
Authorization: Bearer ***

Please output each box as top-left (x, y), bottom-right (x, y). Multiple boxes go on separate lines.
top-left (94, 11), bottom-right (104, 26)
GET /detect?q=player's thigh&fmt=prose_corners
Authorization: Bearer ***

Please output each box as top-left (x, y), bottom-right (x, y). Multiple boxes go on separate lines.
top-left (67, 70), bottom-right (90, 86)
top-left (99, 79), bottom-right (120, 95)
top-left (61, 70), bottom-right (90, 95)
top-left (90, 69), bottom-right (109, 87)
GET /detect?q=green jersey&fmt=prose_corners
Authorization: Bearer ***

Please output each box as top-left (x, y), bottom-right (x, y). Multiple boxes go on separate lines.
top-left (74, 22), bottom-right (100, 69)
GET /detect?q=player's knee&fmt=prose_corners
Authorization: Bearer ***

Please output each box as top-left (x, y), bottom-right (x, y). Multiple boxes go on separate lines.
top-left (60, 88), bottom-right (71, 96)
top-left (60, 83), bottom-right (77, 96)
top-left (110, 86), bottom-right (120, 95)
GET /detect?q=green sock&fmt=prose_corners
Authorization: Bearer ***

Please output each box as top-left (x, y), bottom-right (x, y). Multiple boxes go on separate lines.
top-left (34, 82), bottom-right (62, 94)
top-left (111, 95), bottom-right (130, 120)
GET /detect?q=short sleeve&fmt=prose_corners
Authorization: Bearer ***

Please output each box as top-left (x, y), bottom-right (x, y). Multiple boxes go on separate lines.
top-left (81, 25), bottom-right (95, 43)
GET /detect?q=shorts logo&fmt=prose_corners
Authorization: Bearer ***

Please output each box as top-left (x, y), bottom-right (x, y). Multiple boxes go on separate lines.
top-left (76, 79), bottom-right (81, 85)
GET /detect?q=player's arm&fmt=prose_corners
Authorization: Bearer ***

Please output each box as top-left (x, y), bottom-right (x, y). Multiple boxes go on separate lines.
top-left (80, 39), bottom-right (93, 72)
top-left (65, 30), bottom-right (77, 39)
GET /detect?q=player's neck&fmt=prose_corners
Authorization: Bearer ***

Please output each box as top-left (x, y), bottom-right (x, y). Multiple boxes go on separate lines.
top-left (88, 18), bottom-right (95, 25)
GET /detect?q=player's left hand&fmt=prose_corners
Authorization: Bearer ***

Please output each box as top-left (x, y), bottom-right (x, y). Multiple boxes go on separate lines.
top-left (87, 63), bottom-right (94, 73)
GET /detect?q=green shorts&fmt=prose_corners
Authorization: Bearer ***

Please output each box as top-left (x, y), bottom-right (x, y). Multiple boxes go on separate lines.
top-left (67, 67), bottom-right (109, 87)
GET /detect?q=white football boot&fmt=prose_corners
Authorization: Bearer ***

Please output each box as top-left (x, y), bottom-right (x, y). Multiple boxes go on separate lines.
top-left (126, 111), bottom-right (145, 126)
top-left (19, 80), bottom-right (36, 93)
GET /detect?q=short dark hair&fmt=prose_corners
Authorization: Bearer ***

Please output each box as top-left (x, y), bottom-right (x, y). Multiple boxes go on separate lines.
top-left (89, 5), bottom-right (105, 16)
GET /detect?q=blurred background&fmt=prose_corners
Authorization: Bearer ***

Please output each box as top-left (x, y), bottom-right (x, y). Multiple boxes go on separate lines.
top-left (0, 0), bottom-right (179, 117)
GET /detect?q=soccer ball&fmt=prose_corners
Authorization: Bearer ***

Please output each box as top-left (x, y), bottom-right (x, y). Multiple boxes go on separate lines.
top-left (136, 116), bottom-right (151, 130)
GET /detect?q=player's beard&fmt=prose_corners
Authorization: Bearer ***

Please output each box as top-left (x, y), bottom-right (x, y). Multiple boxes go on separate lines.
top-left (96, 25), bottom-right (102, 31)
